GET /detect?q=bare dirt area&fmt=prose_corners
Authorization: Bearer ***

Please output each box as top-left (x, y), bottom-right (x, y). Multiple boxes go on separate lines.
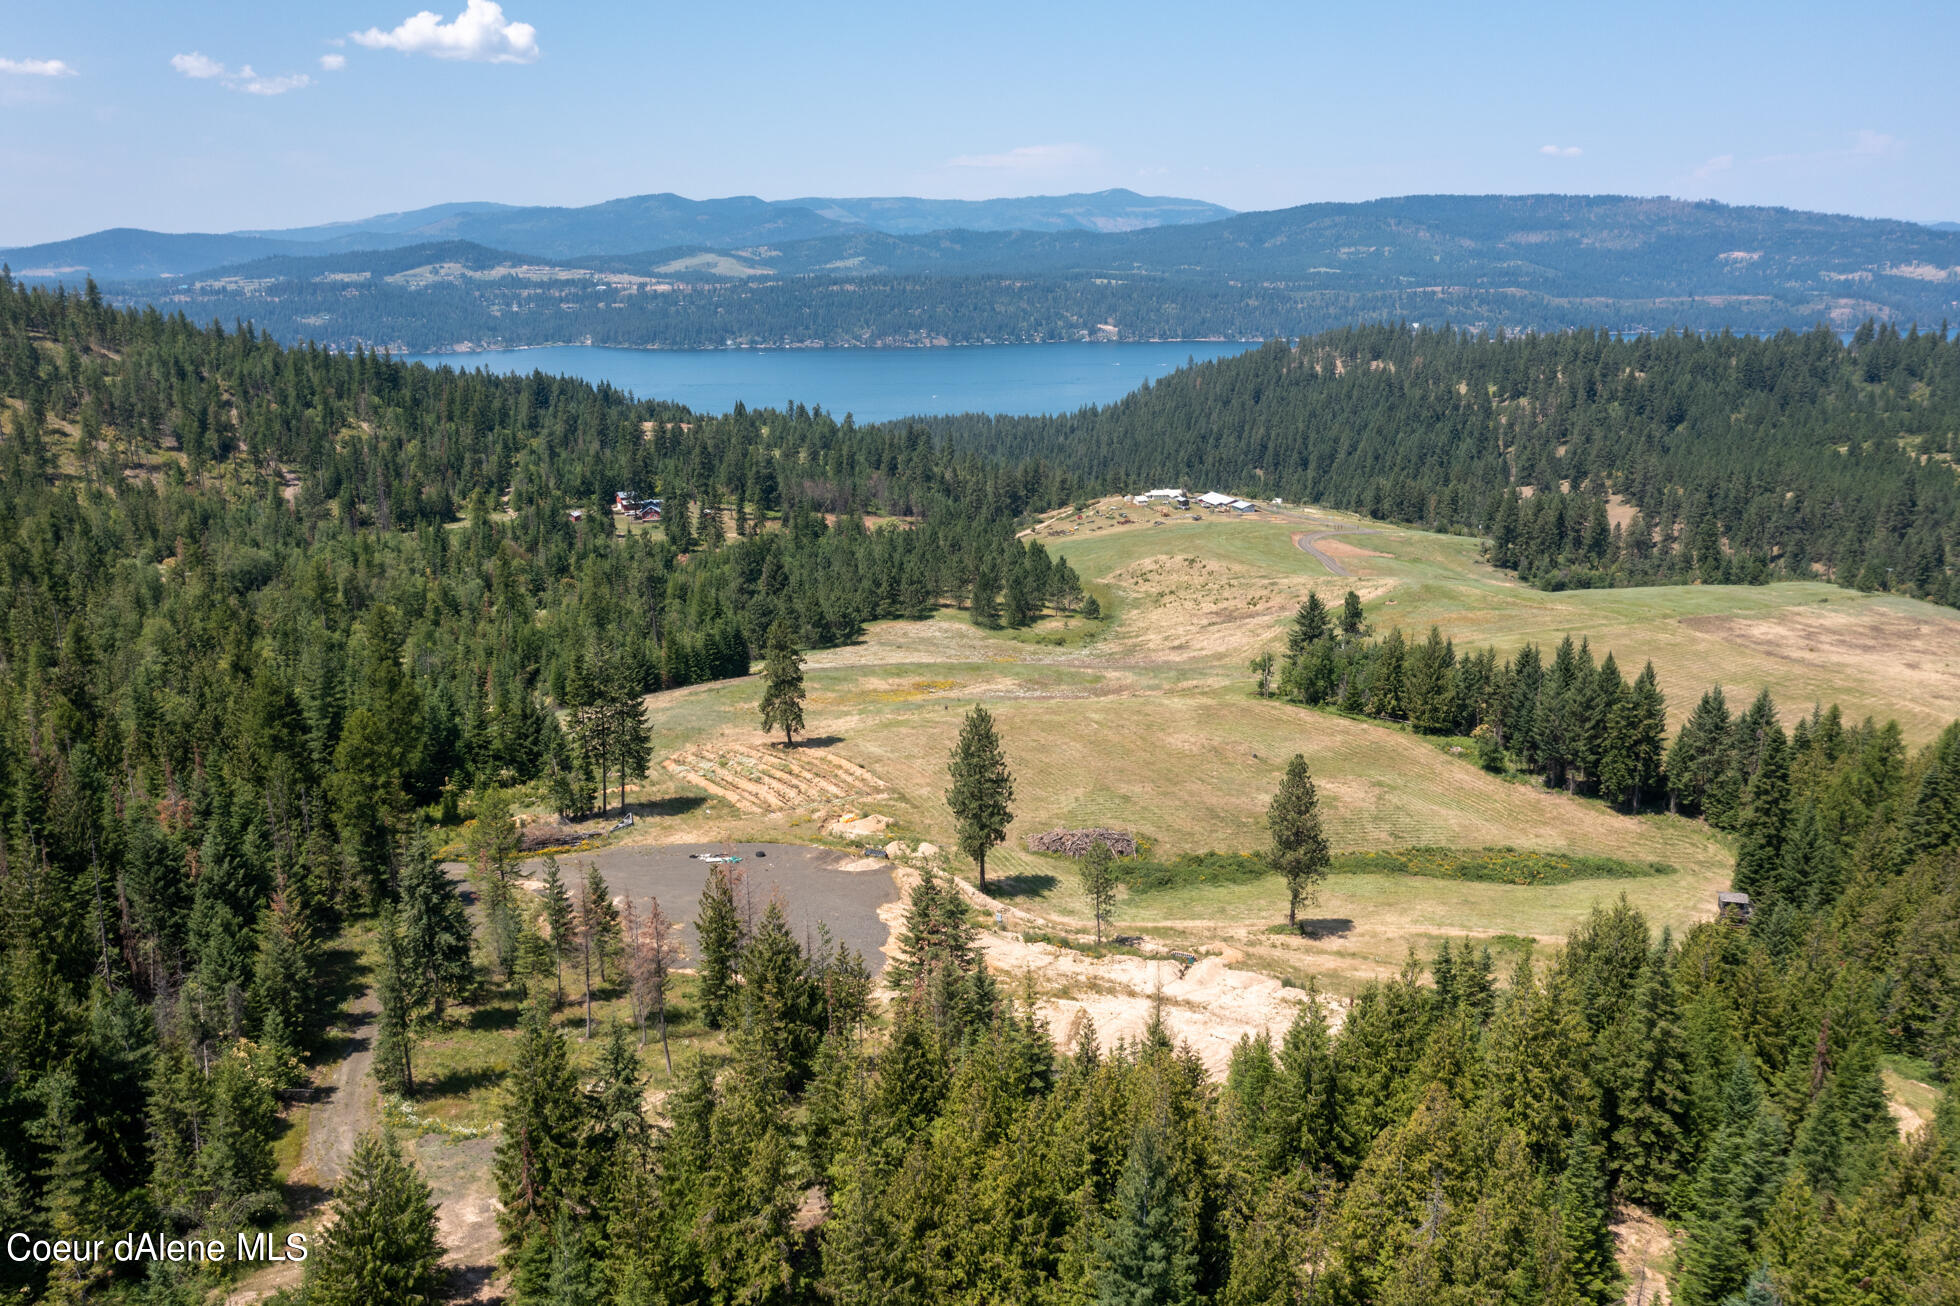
top-left (662, 740), bottom-right (887, 814)
top-left (414, 1134), bottom-right (503, 1303)
top-left (1291, 526), bottom-right (1383, 577)
top-left (988, 935), bottom-right (1319, 1075)
top-left (1613, 1204), bottom-right (1675, 1305)
top-left (878, 864), bottom-right (1318, 1075)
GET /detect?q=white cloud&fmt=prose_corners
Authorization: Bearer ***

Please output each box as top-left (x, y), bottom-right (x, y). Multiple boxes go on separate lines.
top-left (171, 52), bottom-right (311, 95)
top-left (946, 143), bottom-right (1098, 172)
top-left (1852, 129), bottom-right (1902, 158)
top-left (350, 0), bottom-right (540, 63)
top-left (0, 57), bottom-right (77, 77)
top-left (170, 52), bottom-right (226, 79)
top-left (1538, 144), bottom-right (1582, 158)
top-left (319, 53), bottom-right (347, 71)
top-left (235, 68), bottom-right (312, 95)
top-left (1693, 153), bottom-right (1735, 180)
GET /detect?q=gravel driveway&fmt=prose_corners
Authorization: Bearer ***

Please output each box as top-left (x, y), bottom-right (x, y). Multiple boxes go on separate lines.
top-left (556, 842), bottom-right (899, 972)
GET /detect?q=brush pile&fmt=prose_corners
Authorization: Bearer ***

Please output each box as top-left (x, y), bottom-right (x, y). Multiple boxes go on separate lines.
top-left (1026, 828), bottom-right (1137, 857)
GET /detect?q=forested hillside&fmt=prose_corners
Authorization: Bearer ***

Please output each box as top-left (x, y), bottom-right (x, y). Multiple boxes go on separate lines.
top-left (1, 271), bottom-right (1958, 1304)
top-left (929, 323), bottom-right (1960, 606)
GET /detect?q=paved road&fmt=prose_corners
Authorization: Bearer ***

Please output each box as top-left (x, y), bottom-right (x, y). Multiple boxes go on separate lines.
top-left (559, 842), bottom-right (899, 972)
top-left (1291, 524), bottom-right (1381, 577)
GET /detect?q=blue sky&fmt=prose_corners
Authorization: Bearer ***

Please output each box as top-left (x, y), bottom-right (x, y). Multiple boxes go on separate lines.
top-left (3, 0), bottom-right (1957, 245)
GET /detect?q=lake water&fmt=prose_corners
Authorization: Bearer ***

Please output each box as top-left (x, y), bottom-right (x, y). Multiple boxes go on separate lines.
top-left (403, 340), bottom-right (1261, 422)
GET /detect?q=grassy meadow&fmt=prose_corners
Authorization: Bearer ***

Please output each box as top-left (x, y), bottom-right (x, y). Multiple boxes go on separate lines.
top-left (599, 501), bottom-right (1960, 992)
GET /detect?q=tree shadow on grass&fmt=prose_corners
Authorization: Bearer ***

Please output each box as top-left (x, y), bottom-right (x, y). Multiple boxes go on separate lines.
top-left (638, 795), bottom-right (708, 819)
top-left (1269, 918), bottom-right (1356, 940)
top-left (465, 1002), bottom-right (522, 1033)
top-left (789, 735), bottom-right (846, 749)
top-left (988, 873), bottom-right (1058, 899)
top-left (411, 1065), bottom-right (506, 1100)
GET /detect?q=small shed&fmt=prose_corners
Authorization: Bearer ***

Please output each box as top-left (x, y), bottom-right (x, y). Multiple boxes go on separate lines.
top-left (1717, 891), bottom-right (1753, 923)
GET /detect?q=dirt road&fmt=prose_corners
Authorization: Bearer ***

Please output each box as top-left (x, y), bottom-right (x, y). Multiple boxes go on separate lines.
top-left (1291, 524), bottom-right (1381, 577)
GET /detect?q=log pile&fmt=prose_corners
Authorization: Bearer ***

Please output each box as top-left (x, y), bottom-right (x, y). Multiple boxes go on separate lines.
top-left (1026, 828), bottom-right (1137, 857)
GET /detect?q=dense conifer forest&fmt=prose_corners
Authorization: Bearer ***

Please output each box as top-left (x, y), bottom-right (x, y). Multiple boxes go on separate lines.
top-left (926, 323), bottom-right (1960, 606)
top-left (1, 274), bottom-right (1958, 1304)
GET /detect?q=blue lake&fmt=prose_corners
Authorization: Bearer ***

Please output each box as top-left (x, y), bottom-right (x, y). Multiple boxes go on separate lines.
top-left (403, 340), bottom-right (1261, 422)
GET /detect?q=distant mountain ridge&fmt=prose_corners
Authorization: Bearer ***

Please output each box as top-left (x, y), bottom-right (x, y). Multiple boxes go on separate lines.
top-left (17, 193), bottom-right (1960, 353)
top-left (1, 189), bottom-right (1235, 281)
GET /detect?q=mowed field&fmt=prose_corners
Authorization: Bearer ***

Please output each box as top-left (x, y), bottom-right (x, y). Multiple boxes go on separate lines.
top-left (616, 502), bottom-right (1960, 991)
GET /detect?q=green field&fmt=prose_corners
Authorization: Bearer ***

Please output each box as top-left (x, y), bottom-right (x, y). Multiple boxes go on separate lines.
top-left (584, 500), bottom-right (1960, 991)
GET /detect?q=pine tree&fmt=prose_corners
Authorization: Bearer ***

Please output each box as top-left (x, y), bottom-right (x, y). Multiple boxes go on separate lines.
top-left (251, 873), bottom-right (316, 1044)
top-left (1079, 837), bottom-right (1119, 946)
top-left (397, 833), bottom-right (474, 1019)
top-left (1339, 589), bottom-right (1366, 637)
top-left (696, 861), bottom-right (746, 1029)
top-left (1603, 933), bottom-right (1695, 1210)
top-left (1288, 592), bottom-right (1331, 659)
top-left (1262, 986), bottom-right (1346, 1176)
top-left (494, 1003), bottom-right (585, 1275)
top-left (1733, 725), bottom-right (1792, 904)
top-left (1268, 753), bottom-right (1331, 928)
top-left (946, 705), bottom-right (1015, 892)
top-left (757, 619), bottom-right (807, 747)
top-left (1093, 1121), bottom-right (1200, 1306)
top-left (1558, 1122), bottom-right (1624, 1305)
top-left (538, 855), bottom-right (574, 1008)
top-left (373, 909), bottom-right (417, 1096)
top-left (580, 862), bottom-right (623, 983)
top-left (885, 866), bottom-right (980, 1002)
top-left (304, 1129), bottom-right (447, 1306)
top-left (1366, 628), bottom-right (1406, 719)
top-left (1081, 593), bottom-right (1102, 620)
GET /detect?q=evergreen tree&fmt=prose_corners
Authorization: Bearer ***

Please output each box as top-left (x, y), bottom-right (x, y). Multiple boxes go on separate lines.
top-left (580, 862), bottom-right (623, 984)
top-left (1081, 594), bottom-right (1103, 620)
top-left (1339, 589), bottom-right (1366, 637)
top-left (304, 1129), bottom-right (447, 1306)
top-left (1603, 932), bottom-right (1695, 1210)
top-left (538, 856), bottom-right (575, 1008)
top-left (1733, 725), bottom-right (1793, 905)
top-left (251, 873), bottom-right (316, 1046)
top-left (1093, 1121), bottom-right (1200, 1306)
top-left (1558, 1122), bottom-right (1624, 1305)
top-left (494, 1003), bottom-right (585, 1278)
top-left (695, 862), bottom-right (746, 1029)
top-left (946, 705), bottom-right (1015, 892)
top-left (1268, 753), bottom-right (1331, 928)
top-left (757, 619), bottom-right (807, 747)
top-left (397, 834), bottom-right (474, 1019)
top-left (373, 909), bottom-right (417, 1097)
top-left (1288, 592), bottom-right (1331, 659)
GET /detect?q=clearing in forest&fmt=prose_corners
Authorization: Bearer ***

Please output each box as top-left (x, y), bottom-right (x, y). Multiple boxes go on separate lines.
top-left (615, 501), bottom-right (1956, 995)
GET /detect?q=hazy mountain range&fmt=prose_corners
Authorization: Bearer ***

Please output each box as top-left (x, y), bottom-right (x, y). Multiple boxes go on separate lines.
top-left (0, 190), bottom-right (1235, 281)
top-left (7, 192), bottom-right (1958, 352)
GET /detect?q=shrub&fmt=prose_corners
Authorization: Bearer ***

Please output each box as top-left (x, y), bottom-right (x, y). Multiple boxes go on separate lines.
top-left (1330, 846), bottom-right (1673, 886)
